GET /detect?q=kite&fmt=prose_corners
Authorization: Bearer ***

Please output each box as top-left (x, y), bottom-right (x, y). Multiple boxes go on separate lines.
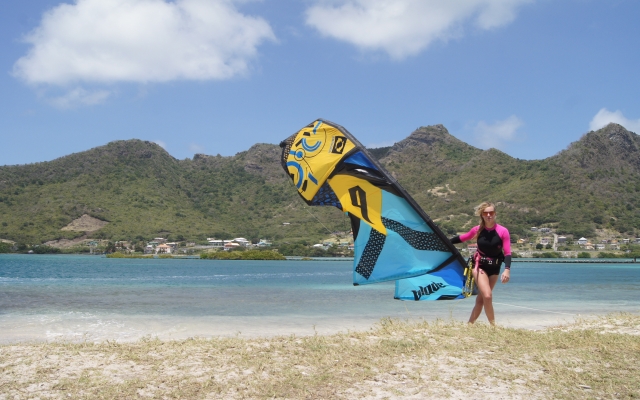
top-left (280, 119), bottom-right (472, 301)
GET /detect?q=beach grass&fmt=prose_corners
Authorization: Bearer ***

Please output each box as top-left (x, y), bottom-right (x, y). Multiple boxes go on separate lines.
top-left (1, 313), bottom-right (638, 399)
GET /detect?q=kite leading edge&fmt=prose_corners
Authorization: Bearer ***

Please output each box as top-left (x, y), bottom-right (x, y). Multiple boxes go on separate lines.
top-left (280, 119), bottom-right (472, 301)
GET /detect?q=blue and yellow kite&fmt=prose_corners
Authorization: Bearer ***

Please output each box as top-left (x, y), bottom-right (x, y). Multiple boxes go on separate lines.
top-left (280, 119), bottom-right (472, 301)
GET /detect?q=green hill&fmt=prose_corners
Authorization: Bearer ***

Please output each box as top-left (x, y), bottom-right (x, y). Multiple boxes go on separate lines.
top-left (0, 123), bottom-right (638, 246)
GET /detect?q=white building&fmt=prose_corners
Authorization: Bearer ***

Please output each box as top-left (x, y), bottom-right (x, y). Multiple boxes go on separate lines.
top-left (224, 242), bottom-right (240, 250)
top-left (207, 239), bottom-right (226, 249)
top-left (233, 238), bottom-right (250, 246)
top-left (156, 243), bottom-right (173, 254)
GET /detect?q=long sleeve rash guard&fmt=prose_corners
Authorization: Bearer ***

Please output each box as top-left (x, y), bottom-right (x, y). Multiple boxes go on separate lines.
top-left (450, 224), bottom-right (512, 269)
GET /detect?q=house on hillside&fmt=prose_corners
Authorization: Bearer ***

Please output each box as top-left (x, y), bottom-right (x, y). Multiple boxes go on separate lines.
top-left (156, 243), bottom-right (172, 254)
top-left (207, 239), bottom-right (225, 249)
top-left (233, 238), bottom-right (250, 247)
top-left (557, 236), bottom-right (567, 244)
top-left (224, 242), bottom-right (240, 250)
top-left (577, 237), bottom-right (588, 246)
top-left (115, 241), bottom-right (131, 252)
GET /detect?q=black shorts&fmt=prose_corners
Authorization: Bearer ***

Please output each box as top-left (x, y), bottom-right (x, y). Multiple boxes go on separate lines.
top-left (478, 263), bottom-right (501, 277)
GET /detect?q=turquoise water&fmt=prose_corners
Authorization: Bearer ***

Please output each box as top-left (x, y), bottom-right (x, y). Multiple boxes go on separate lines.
top-left (1, 254), bottom-right (639, 343)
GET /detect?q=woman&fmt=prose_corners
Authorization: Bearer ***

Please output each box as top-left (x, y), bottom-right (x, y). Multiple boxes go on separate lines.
top-left (450, 202), bottom-right (511, 325)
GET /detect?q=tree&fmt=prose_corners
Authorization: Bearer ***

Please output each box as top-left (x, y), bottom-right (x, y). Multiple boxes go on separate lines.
top-left (535, 243), bottom-right (544, 250)
top-left (0, 242), bottom-right (11, 253)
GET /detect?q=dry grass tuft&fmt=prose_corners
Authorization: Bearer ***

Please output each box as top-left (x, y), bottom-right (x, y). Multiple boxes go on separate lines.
top-left (1, 313), bottom-right (638, 399)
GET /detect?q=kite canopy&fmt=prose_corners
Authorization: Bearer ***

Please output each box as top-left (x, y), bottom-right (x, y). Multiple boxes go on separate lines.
top-left (280, 119), bottom-right (471, 301)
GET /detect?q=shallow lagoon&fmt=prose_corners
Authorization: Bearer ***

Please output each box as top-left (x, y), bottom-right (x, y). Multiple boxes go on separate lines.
top-left (1, 254), bottom-right (639, 343)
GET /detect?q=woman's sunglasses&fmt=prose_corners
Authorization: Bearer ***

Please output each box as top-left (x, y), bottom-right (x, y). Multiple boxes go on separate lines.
top-left (482, 211), bottom-right (496, 216)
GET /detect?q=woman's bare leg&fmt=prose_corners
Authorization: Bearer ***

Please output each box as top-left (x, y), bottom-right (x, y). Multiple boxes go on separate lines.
top-left (469, 269), bottom-right (499, 325)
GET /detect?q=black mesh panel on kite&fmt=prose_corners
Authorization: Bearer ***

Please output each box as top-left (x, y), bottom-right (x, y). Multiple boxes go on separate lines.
top-left (382, 217), bottom-right (450, 252)
top-left (354, 228), bottom-right (386, 280)
top-left (309, 182), bottom-right (342, 208)
top-left (355, 217), bottom-right (450, 280)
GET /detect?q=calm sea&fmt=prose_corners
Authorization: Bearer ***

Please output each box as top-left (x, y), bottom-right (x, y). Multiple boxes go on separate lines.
top-left (1, 254), bottom-right (639, 343)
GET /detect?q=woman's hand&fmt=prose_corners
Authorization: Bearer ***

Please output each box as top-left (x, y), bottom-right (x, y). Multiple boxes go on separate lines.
top-left (501, 269), bottom-right (510, 284)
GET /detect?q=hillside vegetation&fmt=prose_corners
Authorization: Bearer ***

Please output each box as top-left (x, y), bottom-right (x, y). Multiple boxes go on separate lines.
top-left (0, 123), bottom-right (638, 246)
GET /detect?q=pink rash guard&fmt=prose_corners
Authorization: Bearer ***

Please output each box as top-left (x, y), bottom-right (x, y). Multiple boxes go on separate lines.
top-left (458, 224), bottom-right (511, 259)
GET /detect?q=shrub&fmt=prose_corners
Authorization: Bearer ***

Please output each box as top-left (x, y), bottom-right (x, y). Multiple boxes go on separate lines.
top-left (597, 252), bottom-right (618, 259)
top-left (0, 242), bottom-right (12, 253)
top-left (200, 250), bottom-right (285, 260)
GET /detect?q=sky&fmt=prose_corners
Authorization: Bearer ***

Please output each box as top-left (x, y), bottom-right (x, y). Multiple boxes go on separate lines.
top-left (1, 0), bottom-right (639, 166)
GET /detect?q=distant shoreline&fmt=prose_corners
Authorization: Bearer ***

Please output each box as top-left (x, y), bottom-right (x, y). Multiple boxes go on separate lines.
top-left (3, 253), bottom-right (638, 263)
top-left (513, 258), bottom-right (638, 263)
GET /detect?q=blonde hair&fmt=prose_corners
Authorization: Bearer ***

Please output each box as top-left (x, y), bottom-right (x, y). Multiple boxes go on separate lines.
top-left (473, 202), bottom-right (496, 240)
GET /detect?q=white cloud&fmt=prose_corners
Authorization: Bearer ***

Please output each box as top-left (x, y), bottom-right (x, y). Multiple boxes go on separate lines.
top-left (154, 140), bottom-right (167, 149)
top-left (473, 115), bottom-right (523, 149)
top-left (305, 0), bottom-right (531, 59)
top-left (48, 87), bottom-right (112, 108)
top-left (189, 143), bottom-right (205, 153)
top-left (589, 108), bottom-right (640, 133)
top-left (13, 0), bottom-right (276, 85)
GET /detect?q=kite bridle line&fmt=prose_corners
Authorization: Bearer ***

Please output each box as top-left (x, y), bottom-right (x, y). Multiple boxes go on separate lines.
top-left (303, 205), bottom-right (335, 236)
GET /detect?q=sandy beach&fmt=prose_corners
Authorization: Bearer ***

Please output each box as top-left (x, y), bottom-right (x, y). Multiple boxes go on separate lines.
top-left (2, 257), bottom-right (639, 398)
top-left (1, 313), bottom-right (639, 399)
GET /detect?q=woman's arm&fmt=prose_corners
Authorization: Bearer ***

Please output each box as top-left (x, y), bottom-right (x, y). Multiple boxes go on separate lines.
top-left (497, 225), bottom-right (512, 269)
top-left (450, 226), bottom-right (479, 244)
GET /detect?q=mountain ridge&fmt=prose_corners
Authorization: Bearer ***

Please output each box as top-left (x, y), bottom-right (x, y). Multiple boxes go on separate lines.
top-left (0, 123), bottom-right (638, 245)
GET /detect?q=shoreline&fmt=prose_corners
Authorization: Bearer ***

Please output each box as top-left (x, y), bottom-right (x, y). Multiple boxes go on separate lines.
top-left (513, 258), bottom-right (638, 263)
top-left (1, 313), bottom-right (638, 399)
top-left (3, 253), bottom-right (638, 263)
top-left (0, 310), bottom-right (632, 346)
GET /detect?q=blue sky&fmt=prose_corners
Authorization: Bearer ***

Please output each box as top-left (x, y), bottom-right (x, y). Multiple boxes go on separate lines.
top-left (1, 0), bottom-right (639, 166)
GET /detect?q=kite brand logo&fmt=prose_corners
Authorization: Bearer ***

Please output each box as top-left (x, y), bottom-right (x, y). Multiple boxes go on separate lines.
top-left (411, 282), bottom-right (446, 301)
top-left (348, 186), bottom-right (371, 223)
top-left (330, 136), bottom-right (347, 154)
